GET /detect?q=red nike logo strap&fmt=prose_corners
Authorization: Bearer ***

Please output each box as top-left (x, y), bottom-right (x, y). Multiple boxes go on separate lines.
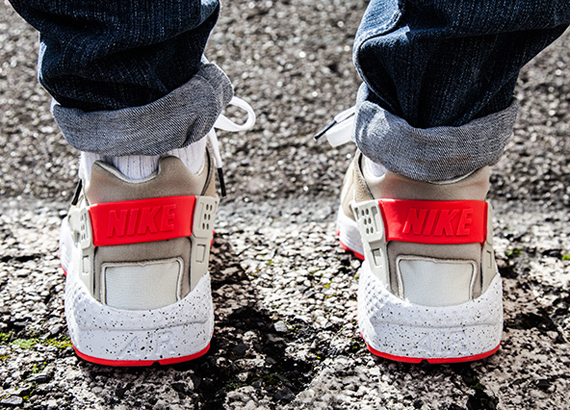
top-left (379, 199), bottom-right (487, 245)
top-left (89, 196), bottom-right (196, 246)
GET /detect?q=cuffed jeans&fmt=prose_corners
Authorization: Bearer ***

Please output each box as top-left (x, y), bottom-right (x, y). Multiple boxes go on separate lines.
top-left (9, 0), bottom-right (570, 180)
top-left (354, 0), bottom-right (570, 180)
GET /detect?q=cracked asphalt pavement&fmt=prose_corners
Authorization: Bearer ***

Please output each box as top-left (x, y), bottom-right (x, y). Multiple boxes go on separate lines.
top-left (1, 1), bottom-right (569, 409)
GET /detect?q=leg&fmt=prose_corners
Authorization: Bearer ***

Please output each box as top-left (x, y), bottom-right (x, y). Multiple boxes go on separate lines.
top-left (338, 0), bottom-right (570, 362)
top-left (354, 0), bottom-right (570, 181)
top-left (9, 0), bottom-right (255, 365)
top-left (9, 0), bottom-right (232, 156)
top-left (10, 0), bottom-right (220, 112)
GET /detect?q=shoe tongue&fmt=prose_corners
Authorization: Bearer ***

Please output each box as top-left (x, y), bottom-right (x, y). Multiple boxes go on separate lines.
top-left (86, 156), bottom-right (209, 204)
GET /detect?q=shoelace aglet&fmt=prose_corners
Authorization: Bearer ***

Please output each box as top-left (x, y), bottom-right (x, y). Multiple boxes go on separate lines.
top-left (217, 167), bottom-right (227, 197)
top-left (313, 119), bottom-right (337, 141)
top-left (314, 106), bottom-right (356, 141)
top-left (71, 179), bottom-right (83, 206)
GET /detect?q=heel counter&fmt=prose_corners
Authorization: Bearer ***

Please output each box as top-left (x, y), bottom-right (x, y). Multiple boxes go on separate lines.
top-left (355, 198), bottom-right (496, 306)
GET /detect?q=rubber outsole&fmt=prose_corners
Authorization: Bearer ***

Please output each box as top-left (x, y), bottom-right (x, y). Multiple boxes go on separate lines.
top-left (362, 334), bottom-right (500, 363)
top-left (73, 342), bottom-right (211, 367)
top-left (338, 233), bottom-right (364, 260)
top-left (62, 266), bottom-right (212, 367)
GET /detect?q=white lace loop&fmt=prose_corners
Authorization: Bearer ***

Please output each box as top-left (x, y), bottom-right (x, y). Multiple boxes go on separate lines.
top-left (207, 96), bottom-right (256, 196)
top-left (213, 96), bottom-right (257, 132)
top-left (208, 96), bottom-right (256, 170)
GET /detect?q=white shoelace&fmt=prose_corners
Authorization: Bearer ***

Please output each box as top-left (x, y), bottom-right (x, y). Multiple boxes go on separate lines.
top-left (207, 96), bottom-right (256, 196)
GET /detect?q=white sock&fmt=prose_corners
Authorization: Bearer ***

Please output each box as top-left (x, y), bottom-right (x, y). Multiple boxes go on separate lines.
top-left (79, 138), bottom-right (207, 182)
top-left (363, 156), bottom-right (387, 179)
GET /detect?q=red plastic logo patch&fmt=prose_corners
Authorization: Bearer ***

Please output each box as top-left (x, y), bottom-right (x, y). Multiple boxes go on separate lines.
top-left (89, 196), bottom-right (196, 246)
top-left (379, 199), bottom-right (487, 244)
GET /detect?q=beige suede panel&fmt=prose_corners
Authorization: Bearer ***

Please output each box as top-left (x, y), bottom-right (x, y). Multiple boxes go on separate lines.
top-left (200, 148), bottom-right (216, 197)
top-left (87, 152), bottom-right (217, 303)
top-left (340, 159), bottom-right (356, 220)
top-left (341, 152), bottom-right (375, 221)
top-left (367, 166), bottom-right (490, 201)
top-left (353, 153), bottom-right (375, 202)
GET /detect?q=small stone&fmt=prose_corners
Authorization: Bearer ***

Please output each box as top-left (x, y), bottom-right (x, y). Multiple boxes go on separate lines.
top-left (28, 373), bottom-right (51, 383)
top-left (232, 343), bottom-right (249, 356)
top-left (251, 379), bottom-right (263, 388)
top-left (1, 396), bottom-right (23, 406)
top-left (48, 324), bottom-right (64, 336)
top-left (15, 385), bottom-right (32, 397)
top-left (273, 388), bottom-right (294, 402)
top-left (171, 382), bottom-right (188, 394)
top-left (46, 399), bottom-right (58, 409)
top-left (153, 399), bottom-right (169, 410)
top-left (274, 321), bottom-right (288, 333)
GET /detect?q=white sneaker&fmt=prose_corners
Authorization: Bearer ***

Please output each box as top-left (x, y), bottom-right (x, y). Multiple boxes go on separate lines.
top-left (317, 108), bottom-right (502, 363)
top-left (339, 152), bottom-right (503, 363)
top-left (60, 97), bottom-right (255, 366)
top-left (60, 153), bottom-right (218, 365)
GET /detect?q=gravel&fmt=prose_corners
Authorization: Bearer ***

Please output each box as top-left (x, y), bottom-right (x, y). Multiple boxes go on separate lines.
top-left (1, 1), bottom-right (569, 409)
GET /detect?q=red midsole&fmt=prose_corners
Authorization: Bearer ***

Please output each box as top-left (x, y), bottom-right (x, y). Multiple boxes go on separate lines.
top-left (73, 342), bottom-right (210, 367)
top-left (362, 335), bottom-right (500, 364)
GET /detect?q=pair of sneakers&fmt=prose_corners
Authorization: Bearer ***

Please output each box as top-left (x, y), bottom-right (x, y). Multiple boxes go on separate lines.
top-left (60, 103), bottom-right (502, 366)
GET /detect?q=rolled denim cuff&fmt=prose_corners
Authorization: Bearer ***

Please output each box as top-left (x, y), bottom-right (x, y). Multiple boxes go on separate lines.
top-left (353, 84), bottom-right (518, 181)
top-left (52, 63), bottom-right (233, 156)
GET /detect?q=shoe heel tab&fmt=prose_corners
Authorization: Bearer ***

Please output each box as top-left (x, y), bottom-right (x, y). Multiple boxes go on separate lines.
top-left (87, 156), bottom-right (211, 204)
top-left (93, 160), bottom-right (157, 184)
top-left (427, 166), bottom-right (490, 186)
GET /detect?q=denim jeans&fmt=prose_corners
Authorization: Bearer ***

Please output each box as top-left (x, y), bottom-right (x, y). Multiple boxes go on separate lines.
top-left (9, 0), bottom-right (231, 156)
top-left (10, 0), bottom-right (220, 111)
top-left (9, 0), bottom-right (570, 179)
top-left (354, 0), bottom-right (570, 180)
